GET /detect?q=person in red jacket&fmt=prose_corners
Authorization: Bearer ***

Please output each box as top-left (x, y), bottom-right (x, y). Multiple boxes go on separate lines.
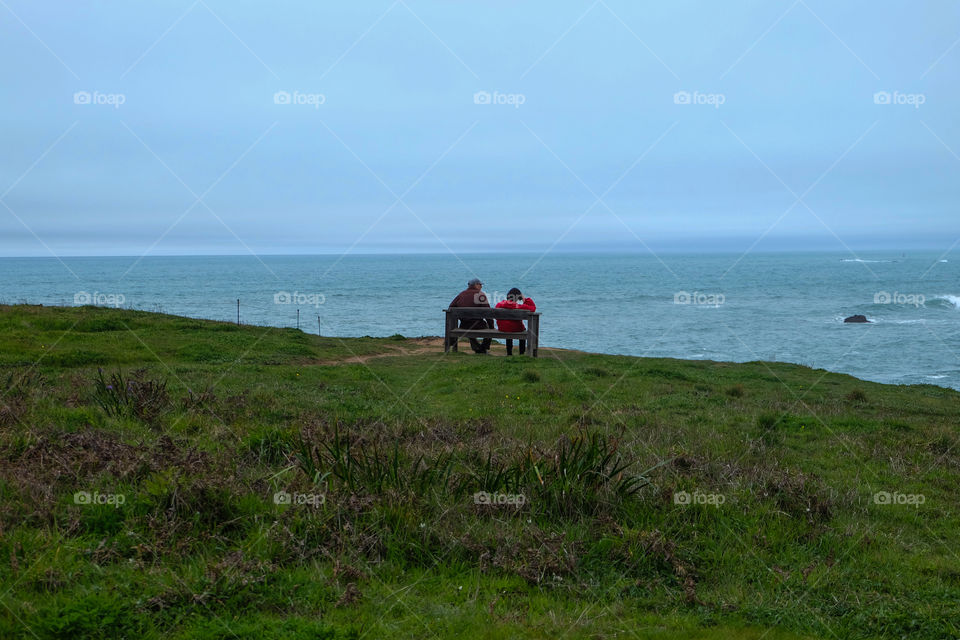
top-left (495, 287), bottom-right (536, 356)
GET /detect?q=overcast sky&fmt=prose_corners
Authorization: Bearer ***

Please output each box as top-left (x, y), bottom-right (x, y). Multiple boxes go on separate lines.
top-left (1, 1), bottom-right (958, 256)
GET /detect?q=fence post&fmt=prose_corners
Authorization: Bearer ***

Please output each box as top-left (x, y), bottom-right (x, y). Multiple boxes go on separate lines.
top-left (317, 315), bottom-right (321, 336)
top-left (237, 299), bottom-right (240, 326)
top-left (297, 308), bottom-right (300, 330)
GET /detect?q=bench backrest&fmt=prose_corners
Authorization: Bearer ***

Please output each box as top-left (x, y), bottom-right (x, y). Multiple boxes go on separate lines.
top-left (444, 307), bottom-right (537, 320)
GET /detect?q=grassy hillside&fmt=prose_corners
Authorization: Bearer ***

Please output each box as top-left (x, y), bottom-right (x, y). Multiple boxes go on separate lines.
top-left (1, 304), bottom-right (958, 639)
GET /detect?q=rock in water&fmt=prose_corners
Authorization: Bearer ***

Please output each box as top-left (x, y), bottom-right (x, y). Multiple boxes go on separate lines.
top-left (844, 314), bottom-right (870, 323)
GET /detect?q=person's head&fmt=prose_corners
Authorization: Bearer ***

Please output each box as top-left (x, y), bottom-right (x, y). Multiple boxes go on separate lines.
top-left (467, 277), bottom-right (483, 291)
top-left (507, 287), bottom-right (523, 303)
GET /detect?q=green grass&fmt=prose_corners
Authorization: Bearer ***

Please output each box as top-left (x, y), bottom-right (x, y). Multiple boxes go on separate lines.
top-left (1, 303), bottom-right (958, 639)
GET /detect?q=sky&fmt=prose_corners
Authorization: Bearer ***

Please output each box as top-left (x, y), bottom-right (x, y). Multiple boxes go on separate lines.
top-left (1, 1), bottom-right (959, 257)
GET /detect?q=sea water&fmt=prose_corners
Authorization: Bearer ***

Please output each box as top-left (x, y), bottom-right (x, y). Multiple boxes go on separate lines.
top-left (2, 251), bottom-right (958, 390)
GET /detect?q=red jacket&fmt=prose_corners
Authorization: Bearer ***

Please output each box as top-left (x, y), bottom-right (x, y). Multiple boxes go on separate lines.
top-left (495, 297), bottom-right (535, 332)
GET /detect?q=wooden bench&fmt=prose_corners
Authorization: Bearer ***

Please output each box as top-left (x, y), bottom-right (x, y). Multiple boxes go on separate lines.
top-left (443, 307), bottom-right (540, 357)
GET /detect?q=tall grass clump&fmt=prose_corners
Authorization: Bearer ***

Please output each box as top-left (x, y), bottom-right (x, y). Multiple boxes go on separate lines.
top-left (295, 427), bottom-right (662, 519)
top-left (295, 424), bottom-right (457, 497)
top-left (92, 368), bottom-right (169, 424)
top-left (1, 369), bottom-right (43, 426)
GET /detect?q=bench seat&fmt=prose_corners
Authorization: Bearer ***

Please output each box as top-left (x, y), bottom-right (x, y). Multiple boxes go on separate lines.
top-left (447, 329), bottom-right (535, 340)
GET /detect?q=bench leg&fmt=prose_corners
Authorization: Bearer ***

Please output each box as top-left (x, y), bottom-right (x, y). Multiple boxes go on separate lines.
top-left (444, 313), bottom-right (458, 353)
top-left (528, 317), bottom-right (540, 358)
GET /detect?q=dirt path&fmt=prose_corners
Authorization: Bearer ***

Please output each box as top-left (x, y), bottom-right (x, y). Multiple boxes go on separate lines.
top-left (315, 337), bottom-right (445, 365)
top-left (314, 337), bottom-right (575, 365)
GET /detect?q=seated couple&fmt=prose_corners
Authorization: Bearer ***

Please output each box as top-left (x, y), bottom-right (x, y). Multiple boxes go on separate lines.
top-left (449, 278), bottom-right (536, 355)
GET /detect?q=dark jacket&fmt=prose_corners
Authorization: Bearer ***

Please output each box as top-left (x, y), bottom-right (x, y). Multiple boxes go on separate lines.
top-left (450, 288), bottom-right (493, 329)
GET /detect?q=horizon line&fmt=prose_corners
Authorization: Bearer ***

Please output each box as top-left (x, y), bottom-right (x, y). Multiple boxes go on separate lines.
top-left (0, 247), bottom-right (945, 259)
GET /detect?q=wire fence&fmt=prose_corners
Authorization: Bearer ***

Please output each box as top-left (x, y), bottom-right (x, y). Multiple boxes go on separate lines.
top-left (1, 297), bottom-right (330, 335)
top-left (230, 298), bottom-right (325, 334)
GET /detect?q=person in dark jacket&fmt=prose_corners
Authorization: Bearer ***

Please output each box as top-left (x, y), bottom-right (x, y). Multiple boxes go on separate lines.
top-left (450, 278), bottom-right (494, 353)
top-left (495, 287), bottom-right (536, 355)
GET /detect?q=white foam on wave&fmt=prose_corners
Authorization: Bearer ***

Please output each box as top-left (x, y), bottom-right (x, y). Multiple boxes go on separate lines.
top-left (939, 259), bottom-right (949, 263)
top-left (934, 295), bottom-right (960, 310)
top-left (840, 258), bottom-right (893, 263)
top-left (926, 375), bottom-right (947, 379)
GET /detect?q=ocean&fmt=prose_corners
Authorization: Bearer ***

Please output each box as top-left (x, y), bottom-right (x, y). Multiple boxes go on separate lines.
top-left (2, 251), bottom-right (958, 390)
